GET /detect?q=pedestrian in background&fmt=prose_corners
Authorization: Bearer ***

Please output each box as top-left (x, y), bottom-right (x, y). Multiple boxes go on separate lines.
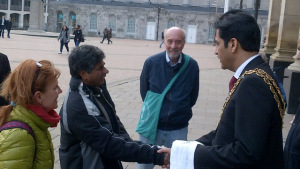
top-left (58, 25), bottom-right (70, 54)
top-left (0, 59), bottom-right (62, 169)
top-left (159, 31), bottom-right (164, 48)
top-left (5, 17), bottom-right (12, 38)
top-left (0, 16), bottom-right (6, 38)
top-left (108, 28), bottom-right (113, 44)
top-left (73, 25), bottom-right (83, 47)
top-left (100, 26), bottom-right (108, 44)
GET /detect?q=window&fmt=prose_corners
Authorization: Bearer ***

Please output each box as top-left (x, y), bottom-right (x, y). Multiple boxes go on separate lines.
top-left (90, 13), bottom-right (97, 30)
top-left (108, 15), bottom-right (116, 31)
top-left (127, 16), bottom-right (135, 33)
top-left (167, 19), bottom-right (175, 28)
top-left (0, 0), bottom-right (8, 5)
top-left (208, 24), bottom-right (215, 41)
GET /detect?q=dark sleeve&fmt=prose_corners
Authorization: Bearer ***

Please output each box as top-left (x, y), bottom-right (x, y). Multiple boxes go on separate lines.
top-left (195, 130), bottom-right (216, 146)
top-left (140, 60), bottom-right (150, 101)
top-left (190, 60), bottom-right (199, 107)
top-left (194, 75), bottom-right (277, 168)
top-left (67, 95), bottom-right (164, 165)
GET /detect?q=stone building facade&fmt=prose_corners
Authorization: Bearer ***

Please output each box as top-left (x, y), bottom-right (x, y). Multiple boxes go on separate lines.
top-left (49, 0), bottom-right (269, 44)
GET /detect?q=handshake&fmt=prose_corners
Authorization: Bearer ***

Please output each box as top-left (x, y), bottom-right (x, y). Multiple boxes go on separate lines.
top-left (158, 147), bottom-right (171, 168)
top-left (156, 140), bottom-right (202, 169)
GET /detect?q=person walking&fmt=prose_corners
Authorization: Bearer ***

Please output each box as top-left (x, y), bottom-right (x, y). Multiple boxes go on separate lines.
top-left (107, 28), bottom-right (113, 44)
top-left (137, 26), bottom-right (199, 169)
top-left (0, 16), bottom-right (6, 38)
top-left (159, 31), bottom-right (164, 48)
top-left (5, 17), bottom-right (12, 38)
top-left (100, 26), bottom-right (108, 44)
top-left (57, 25), bottom-right (70, 54)
top-left (0, 59), bottom-right (62, 169)
top-left (59, 45), bottom-right (169, 169)
top-left (159, 10), bottom-right (286, 169)
top-left (73, 25), bottom-right (83, 47)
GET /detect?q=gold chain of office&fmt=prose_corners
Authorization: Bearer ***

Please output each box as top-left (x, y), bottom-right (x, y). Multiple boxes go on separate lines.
top-left (221, 68), bottom-right (286, 126)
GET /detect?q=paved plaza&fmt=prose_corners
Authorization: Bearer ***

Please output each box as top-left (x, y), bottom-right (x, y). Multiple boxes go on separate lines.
top-left (0, 31), bottom-right (294, 169)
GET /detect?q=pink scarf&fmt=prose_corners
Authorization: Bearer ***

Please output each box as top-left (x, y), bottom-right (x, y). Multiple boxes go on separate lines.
top-left (27, 105), bottom-right (61, 127)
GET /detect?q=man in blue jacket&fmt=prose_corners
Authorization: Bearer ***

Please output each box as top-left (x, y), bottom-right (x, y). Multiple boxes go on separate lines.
top-left (137, 26), bottom-right (199, 169)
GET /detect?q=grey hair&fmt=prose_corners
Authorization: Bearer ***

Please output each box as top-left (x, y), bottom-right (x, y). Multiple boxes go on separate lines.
top-left (68, 45), bottom-right (105, 79)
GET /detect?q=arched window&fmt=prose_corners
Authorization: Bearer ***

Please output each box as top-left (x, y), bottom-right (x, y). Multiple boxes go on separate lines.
top-left (167, 19), bottom-right (175, 28)
top-left (127, 16), bottom-right (135, 33)
top-left (90, 13), bottom-right (97, 30)
top-left (56, 11), bottom-right (63, 32)
top-left (108, 15), bottom-right (116, 31)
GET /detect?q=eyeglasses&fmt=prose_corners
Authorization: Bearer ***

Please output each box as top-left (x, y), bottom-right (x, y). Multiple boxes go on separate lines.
top-left (31, 61), bottom-right (42, 94)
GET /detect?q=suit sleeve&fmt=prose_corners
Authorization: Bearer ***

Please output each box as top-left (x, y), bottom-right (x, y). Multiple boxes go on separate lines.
top-left (195, 130), bottom-right (216, 146)
top-left (194, 75), bottom-right (277, 168)
top-left (67, 95), bottom-right (164, 165)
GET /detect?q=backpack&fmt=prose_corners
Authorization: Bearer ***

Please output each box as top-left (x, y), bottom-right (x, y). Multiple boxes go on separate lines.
top-left (0, 120), bottom-right (35, 139)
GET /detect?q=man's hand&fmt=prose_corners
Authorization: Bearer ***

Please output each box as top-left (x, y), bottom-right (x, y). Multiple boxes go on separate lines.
top-left (158, 148), bottom-right (171, 168)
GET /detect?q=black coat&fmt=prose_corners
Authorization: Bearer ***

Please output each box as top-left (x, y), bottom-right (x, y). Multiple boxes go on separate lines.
top-left (0, 96), bottom-right (8, 107)
top-left (5, 20), bottom-right (12, 30)
top-left (194, 56), bottom-right (284, 169)
top-left (284, 105), bottom-right (300, 169)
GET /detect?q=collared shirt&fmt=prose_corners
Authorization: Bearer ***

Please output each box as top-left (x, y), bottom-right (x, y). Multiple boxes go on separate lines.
top-left (1, 19), bottom-right (4, 25)
top-left (233, 54), bottom-right (259, 79)
top-left (166, 51), bottom-right (182, 67)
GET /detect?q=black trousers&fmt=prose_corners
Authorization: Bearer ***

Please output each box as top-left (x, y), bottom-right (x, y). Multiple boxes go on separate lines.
top-left (60, 41), bottom-right (69, 52)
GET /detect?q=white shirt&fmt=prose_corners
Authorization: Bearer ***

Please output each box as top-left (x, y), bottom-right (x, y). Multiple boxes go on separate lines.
top-left (233, 54), bottom-right (259, 79)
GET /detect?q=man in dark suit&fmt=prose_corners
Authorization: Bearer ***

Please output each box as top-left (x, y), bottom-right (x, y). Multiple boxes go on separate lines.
top-left (159, 10), bottom-right (285, 169)
top-left (6, 17), bottom-right (12, 38)
top-left (0, 16), bottom-right (6, 38)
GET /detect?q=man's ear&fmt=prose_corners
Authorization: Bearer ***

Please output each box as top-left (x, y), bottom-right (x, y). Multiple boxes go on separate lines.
top-left (229, 38), bottom-right (238, 53)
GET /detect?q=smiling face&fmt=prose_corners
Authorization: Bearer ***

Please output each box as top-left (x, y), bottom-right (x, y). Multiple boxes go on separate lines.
top-left (39, 78), bottom-right (62, 112)
top-left (214, 29), bottom-right (236, 71)
top-left (164, 27), bottom-right (185, 61)
top-left (80, 61), bottom-right (109, 87)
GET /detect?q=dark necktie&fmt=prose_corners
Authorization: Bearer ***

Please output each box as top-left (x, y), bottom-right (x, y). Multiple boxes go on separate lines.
top-left (229, 76), bottom-right (237, 91)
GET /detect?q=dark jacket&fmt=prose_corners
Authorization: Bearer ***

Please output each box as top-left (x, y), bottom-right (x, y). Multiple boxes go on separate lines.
top-left (73, 29), bottom-right (82, 42)
top-left (140, 51), bottom-right (199, 131)
top-left (59, 77), bottom-right (165, 169)
top-left (194, 56), bottom-right (284, 169)
top-left (0, 96), bottom-right (8, 107)
top-left (284, 105), bottom-right (300, 169)
top-left (5, 20), bottom-right (12, 30)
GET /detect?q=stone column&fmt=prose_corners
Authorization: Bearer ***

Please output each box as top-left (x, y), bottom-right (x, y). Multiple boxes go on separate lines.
top-left (19, 14), bottom-right (24, 28)
top-left (283, 30), bottom-right (300, 114)
top-left (269, 0), bottom-right (300, 82)
top-left (262, 0), bottom-right (281, 61)
top-left (27, 0), bottom-right (44, 32)
top-left (8, 0), bottom-right (11, 10)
